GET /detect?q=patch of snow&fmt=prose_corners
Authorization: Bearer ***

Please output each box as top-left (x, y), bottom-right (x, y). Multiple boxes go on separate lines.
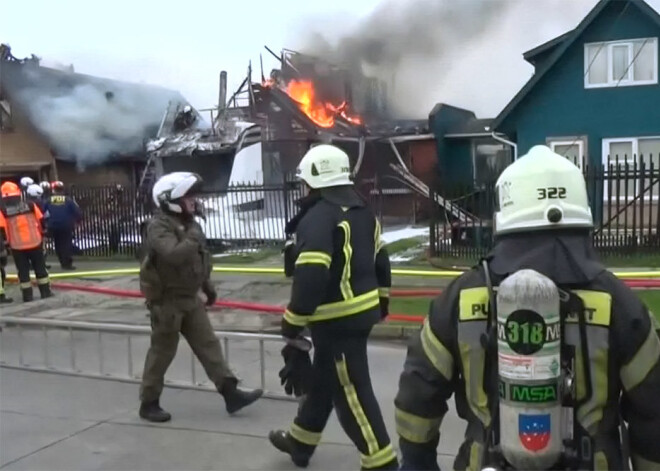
top-left (381, 226), bottom-right (429, 245)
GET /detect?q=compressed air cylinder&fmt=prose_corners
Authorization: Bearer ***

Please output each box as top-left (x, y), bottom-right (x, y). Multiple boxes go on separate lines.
top-left (496, 269), bottom-right (562, 470)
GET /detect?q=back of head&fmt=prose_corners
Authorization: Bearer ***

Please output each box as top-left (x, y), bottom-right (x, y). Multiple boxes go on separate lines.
top-left (1, 181), bottom-right (21, 199)
top-left (51, 180), bottom-right (65, 194)
top-left (494, 145), bottom-right (593, 237)
top-left (297, 144), bottom-right (353, 189)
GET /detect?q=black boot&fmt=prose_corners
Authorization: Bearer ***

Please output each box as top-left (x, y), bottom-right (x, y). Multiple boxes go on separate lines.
top-left (22, 288), bottom-right (33, 303)
top-left (0, 294), bottom-right (12, 303)
top-left (220, 380), bottom-right (263, 414)
top-left (139, 400), bottom-right (171, 423)
top-left (38, 283), bottom-right (53, 299)
top-left (268, 430), bottom-right (311, 468)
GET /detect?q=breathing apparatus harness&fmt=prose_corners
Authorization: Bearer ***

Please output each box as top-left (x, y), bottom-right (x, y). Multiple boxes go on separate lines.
top-left (479, 259), bottom-right (597, 471)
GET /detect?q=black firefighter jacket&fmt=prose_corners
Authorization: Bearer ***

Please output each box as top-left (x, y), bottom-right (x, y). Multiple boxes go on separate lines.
top-left (281, 186), bottom-right (391, 338)
top-left (394, 231), bottom-right (660, 471)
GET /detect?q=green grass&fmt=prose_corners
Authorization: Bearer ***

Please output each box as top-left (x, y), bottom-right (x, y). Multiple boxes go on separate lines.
top-left (384, 237), bottom-right (427, 256)
top-left (425, 253), bottom-right (660, 269)
top-left (390, 290), bottom-right (660, 323)
top-left (213, 248), bottom-right (281, 264)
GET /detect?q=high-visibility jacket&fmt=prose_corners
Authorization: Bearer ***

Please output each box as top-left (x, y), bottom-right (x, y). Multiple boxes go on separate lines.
top-left (0, 201), bottom-right (44, 250)
top-left (394, 232), bottom-right (660, 471)
top-left (281, 186), bottom-right (391, 337)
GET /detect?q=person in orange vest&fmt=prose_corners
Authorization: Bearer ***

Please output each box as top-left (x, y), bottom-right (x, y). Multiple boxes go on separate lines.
top-left (0, 181), bottom-right (52, 302)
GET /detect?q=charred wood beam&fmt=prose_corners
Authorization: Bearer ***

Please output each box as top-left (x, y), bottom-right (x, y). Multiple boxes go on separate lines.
top-left (264, 45), bottom-right (283, 64)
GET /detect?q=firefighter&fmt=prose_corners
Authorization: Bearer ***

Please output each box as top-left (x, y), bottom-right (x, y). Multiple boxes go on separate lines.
top-left (0, 229), bottom-right (12, 303)
top-left (138, 171), bottom-right (263, 422)
top-left (44, 180), bottom-right (81, 270)
top-left (269, 144), bottom-right (398, 470)
top-left (394, 146), bottom-right (660, 471)
top-left (26, 184), bottom-right (45, 211)
top-left (0, 181), bottom-right (52, 302)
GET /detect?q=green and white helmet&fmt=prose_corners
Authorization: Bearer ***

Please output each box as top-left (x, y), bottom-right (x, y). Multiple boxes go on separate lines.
top-left (494, 145), bottom-right (593, 235)
top-left (296, 144), bottom-right (352, 189)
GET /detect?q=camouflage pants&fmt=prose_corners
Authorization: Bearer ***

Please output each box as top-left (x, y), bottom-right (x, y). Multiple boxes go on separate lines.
top-left (139, 295), bottom-right (235, 402)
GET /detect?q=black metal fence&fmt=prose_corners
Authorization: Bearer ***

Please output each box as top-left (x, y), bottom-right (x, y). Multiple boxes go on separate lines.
top-left (56, 180), bottom-right (303, 258)
top-left (430, 155), bottom-right (660, 259)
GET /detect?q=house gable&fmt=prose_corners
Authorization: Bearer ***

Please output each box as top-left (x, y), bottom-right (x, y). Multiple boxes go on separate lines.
top-left (493, 0), bottom-right (660, 161)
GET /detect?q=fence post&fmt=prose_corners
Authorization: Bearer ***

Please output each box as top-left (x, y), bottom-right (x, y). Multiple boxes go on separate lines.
top-left (429, 188), bottom-right (437, 258)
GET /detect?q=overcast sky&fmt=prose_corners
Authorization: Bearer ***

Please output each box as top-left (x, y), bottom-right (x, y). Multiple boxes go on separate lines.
top-left (3, 0), bottom-right (660, 119)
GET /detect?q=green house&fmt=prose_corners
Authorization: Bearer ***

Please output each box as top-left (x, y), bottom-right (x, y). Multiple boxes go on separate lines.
top-left (430, 0), bottom-right (660, 192)
top-left (493, 0), bottom-right (660, 169)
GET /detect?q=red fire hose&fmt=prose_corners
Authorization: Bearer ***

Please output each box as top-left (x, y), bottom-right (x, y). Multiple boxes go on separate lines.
top-left (48, 278), bottom-right (660, 326)
top-left (50, 282), bottom-right (424, 323)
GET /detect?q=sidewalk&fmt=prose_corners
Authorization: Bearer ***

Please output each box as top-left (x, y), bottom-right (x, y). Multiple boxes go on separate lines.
top-left (0, 367), bottom-right (458, 470)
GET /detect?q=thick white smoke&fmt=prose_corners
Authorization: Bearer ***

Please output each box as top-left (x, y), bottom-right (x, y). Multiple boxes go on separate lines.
top-left (7, 64), bottom-right (182, 169)
top-left (296, 0), bottom-right (598, 119)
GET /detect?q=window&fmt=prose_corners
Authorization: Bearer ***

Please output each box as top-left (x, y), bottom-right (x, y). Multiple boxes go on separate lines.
top-left (602, 137), bottom-right (660, 200)
top-left (0, 98), bottom-right (12, 132)
top-left (584, 38), bottom-right (658, 88)
top-left (548, 138), bottom-right (585, 169)
top-left (472, 140), bottom-right (512, 189)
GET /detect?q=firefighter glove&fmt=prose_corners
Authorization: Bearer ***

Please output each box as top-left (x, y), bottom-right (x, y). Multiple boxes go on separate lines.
top-left (279, 339), bottom-right (313, 397)
top-left (283, 239), bottom-right (296, 278)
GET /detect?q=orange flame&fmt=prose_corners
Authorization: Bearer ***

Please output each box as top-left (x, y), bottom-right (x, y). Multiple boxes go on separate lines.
top-left (282, 79), bottom-right (362, 128)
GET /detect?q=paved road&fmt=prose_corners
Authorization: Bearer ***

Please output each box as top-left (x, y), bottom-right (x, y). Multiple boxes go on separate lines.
top-left (0, 324), bottom-right (465, 470)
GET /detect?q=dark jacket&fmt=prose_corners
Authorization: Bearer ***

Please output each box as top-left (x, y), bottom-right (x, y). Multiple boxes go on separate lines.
top-left (44, 194), bottom-right (81, 231)
top-left (394, 231), bottom-right (660, 471)
top-left (139, 211), bottom-right (213, 301)
top-left (281, 186), bottom-right (391, 338)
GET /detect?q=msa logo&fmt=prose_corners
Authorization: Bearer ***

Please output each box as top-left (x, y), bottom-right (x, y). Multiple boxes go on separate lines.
top-left (537, 187), bottom-right (566, 200)
top-left (511, 384), bottom-right (558, 403)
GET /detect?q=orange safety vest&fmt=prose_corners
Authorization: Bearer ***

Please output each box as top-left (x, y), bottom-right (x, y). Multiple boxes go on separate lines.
top-left (0, 201), bottom-right (43, 250)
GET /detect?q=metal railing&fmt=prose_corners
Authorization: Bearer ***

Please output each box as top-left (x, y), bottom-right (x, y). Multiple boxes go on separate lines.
top-left (0, 317), bottom-right (294, 401)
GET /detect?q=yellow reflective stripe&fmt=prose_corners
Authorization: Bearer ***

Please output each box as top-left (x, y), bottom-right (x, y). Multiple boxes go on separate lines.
top-left (374, 219), bottom-right (384, 254)
top-left (311, 289), bottom-right (379, 322)
top-left (283, 309), bottom-right (309, 327)
top-left (458, 287), bottom-right (489, 321)
top-left (420, 319), bottom-right (454, 381)
top-left (621, 324), bottom-right (660, 391)
top-left (20, 282), bottom-right (32, 289)
top-left (468, 441), bottom-right (483, 471)
top-left (594, 451), bottom-right (608, 470)
top-left (289, 423), bottom-right (322, 446)
top-left (567, 290), bottom-right (612, 327)
top-left (338, 221), bottom-right (354, 300)
top-left (395, 407), bottom-right (442, 444)
top-left (632, 453), bottom-right (660, 470)
top-left (295, 251), bottom-right (331, 268)
top-left (36, 277), bottom-right (49, 285)
top-left (360, 444), bottom-right (397, 469)
top-left (378, 287), bottom-right (390, 298)
top-left (335, 355), bottom-right (379, 455)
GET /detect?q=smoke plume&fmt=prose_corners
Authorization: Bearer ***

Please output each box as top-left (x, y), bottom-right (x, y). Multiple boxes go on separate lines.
top-left (297, 0), bottom-right (595, 118)
top-left (4, 62), bottom-right (183, 169)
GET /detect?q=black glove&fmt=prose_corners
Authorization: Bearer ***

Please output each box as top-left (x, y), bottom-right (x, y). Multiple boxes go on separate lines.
top-left (379, 296), bottom-right (389, 320)
top-left (279, 339), bottom-right (313, 397)
top-left (203, 283), bottom-right (217, 306)
top-left (283, 239), bottom-right (296, 278)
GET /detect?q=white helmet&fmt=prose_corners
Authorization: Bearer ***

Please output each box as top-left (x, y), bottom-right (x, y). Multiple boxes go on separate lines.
top-left (39, 181), bottom-right (51, 190)
top-left (494, 145), bottom-right (593, 235)
top-left (152, 171), bottom-right (203, 213)
top-left (20, 176), bottom-right (34, 188)
top-left (26, 184), bottom-right (44, 198)
top-left (296, 144), bottom-right (352, 189)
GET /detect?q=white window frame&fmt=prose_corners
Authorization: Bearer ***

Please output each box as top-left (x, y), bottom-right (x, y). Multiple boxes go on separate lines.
top-left (584, 37), bottom-right (658, 89)
top-left (602, 137), bottom-right (660, 202)
top-left (548, 138), bottom-right (586, 169)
